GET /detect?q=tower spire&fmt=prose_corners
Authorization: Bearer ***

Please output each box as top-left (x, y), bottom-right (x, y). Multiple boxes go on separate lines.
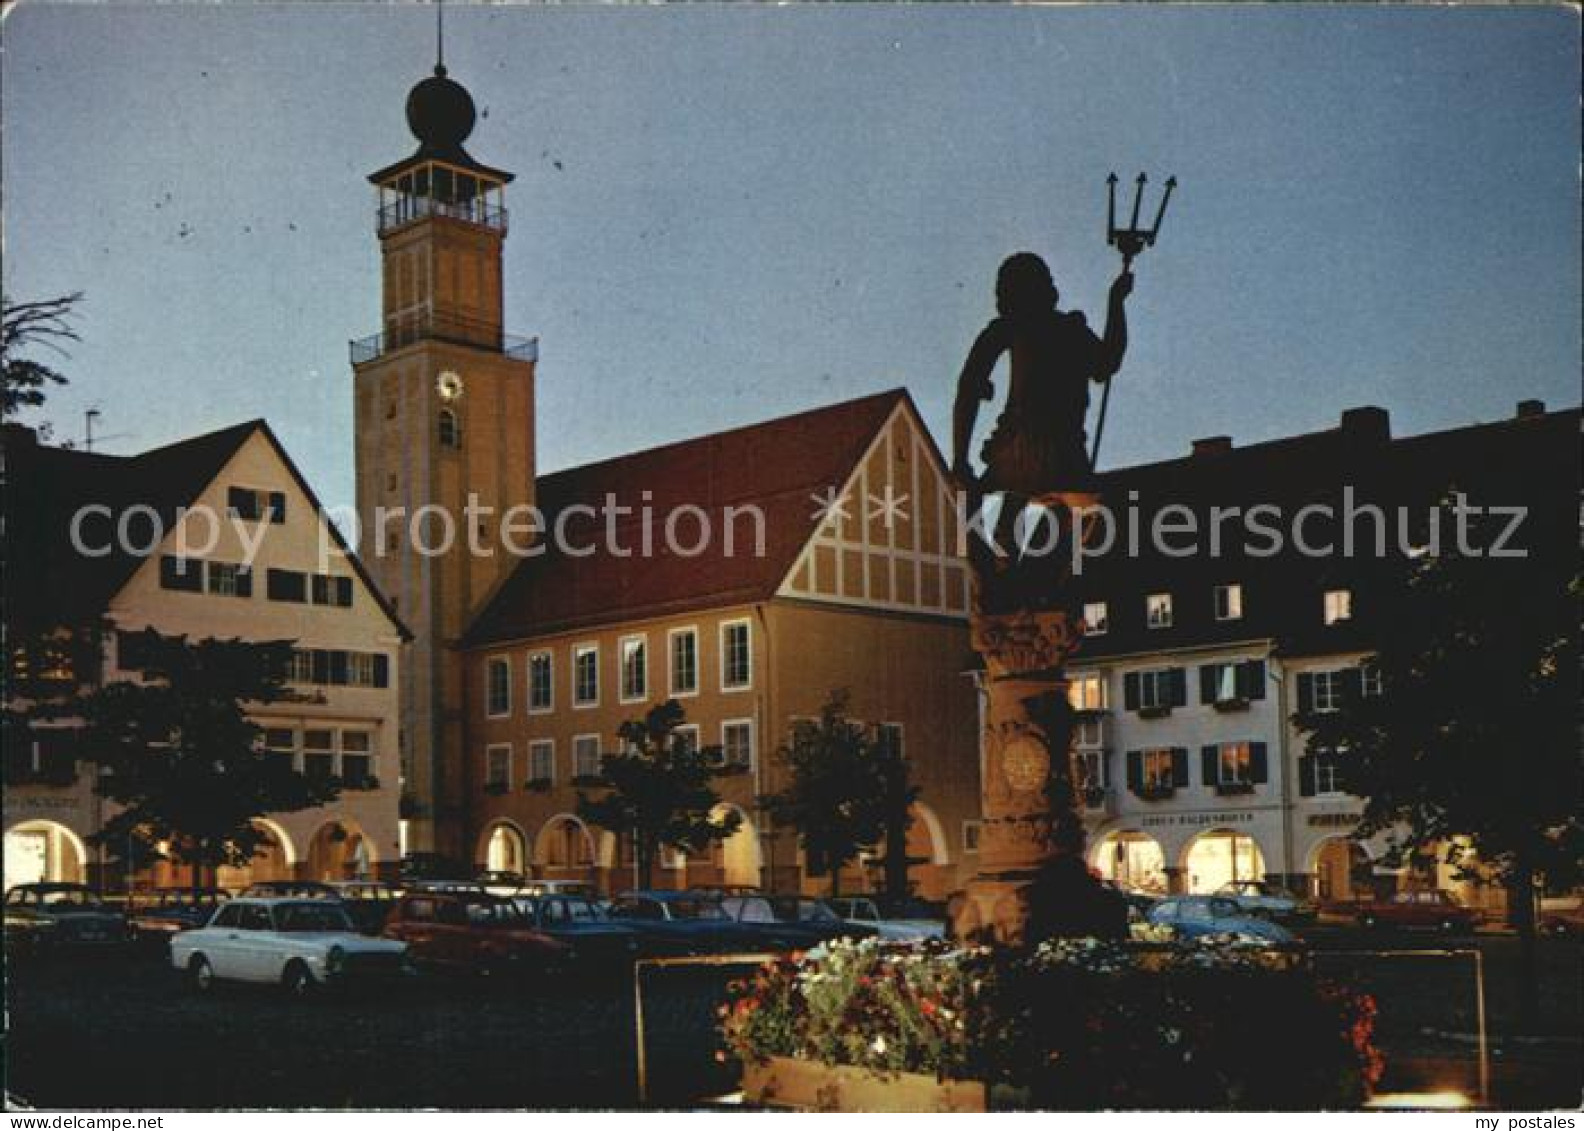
top-left (435, 0), bottom-right (445, 75)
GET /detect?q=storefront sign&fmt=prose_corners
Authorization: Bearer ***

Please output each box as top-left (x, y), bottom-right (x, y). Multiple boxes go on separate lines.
top-left (1140, 811), bottom-right (1256, 829)
top-left (1307, 812), bottom-right (1361, 828)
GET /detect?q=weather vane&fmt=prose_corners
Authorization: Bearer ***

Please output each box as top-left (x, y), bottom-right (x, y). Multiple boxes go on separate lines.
top-left (1092, 171), bottom-right (1177, 465)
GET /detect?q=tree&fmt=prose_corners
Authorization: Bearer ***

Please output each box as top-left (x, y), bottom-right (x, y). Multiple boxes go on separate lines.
top-left (875, 724), bottom-right (920, 905)
top-left (763, 690), bottom-right (894, 899)
top-left (2, 292), bottom-right (82, 418)
top-left (69, 628), bottom-right (339, 892)
top-left (576, 699), bottom-right (742, 891)
top-left (1296, 508), bottom-right (1579, 1024)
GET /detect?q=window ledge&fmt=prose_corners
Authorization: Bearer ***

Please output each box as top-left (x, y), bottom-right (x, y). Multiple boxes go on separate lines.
top-left (1132, 786), bottom-right (1176, 802)
top-left (1214, 782), bottom-right (1256, 796)
top-left (1211, 697), bottom-right (1250, 713)
top-left (1136, 705), bottom-right (1173, 720)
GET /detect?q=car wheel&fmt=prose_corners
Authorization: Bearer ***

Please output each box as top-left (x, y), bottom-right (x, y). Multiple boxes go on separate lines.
top-left (188, 955), bottom-right (216, 994)
top-left (282, 960), bottom-right (317, 1000)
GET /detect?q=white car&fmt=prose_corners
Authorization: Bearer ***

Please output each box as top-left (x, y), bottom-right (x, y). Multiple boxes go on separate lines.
top-left (170, 897), bottom-right (410, 997)
top-left (827, 897), bottom-right (947, 943)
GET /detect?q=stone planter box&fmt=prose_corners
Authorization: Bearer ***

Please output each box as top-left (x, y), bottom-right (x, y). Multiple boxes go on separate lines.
top-left (742, 1056), bottom-right (987, 1112)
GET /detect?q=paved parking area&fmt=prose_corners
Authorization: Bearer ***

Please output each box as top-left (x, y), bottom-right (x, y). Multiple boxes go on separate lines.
top-left (5, 950), bottom-right (740, 1109)
top-left (5, 931), bottom-right (1579, 1109)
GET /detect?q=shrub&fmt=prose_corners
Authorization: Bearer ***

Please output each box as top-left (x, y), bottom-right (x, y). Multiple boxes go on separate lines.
top-left (721, 936), bottom-right (1382, 1110)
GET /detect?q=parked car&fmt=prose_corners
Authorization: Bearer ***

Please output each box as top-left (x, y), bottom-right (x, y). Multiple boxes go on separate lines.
top-left (511, 894), bottom-right (645, 968)
top-left (382, 890), bottom-right (568, 978)
top-left (1215, 880), bottom-right (1318, 926)
top-left (1539, 895), bottom-right (1584, 937)
top-left (826, 897), bottom-right (946, 943)
top-left (399, 853), bottom-right (473, 885)
top-left (127, 888), bottom-right (230, 948)
top-left (1355, 890), bottom-right (1480, 932)
top-left (5, 883), bottom-right (129, 953)
top-left (169, 897), bottom-right (410, 996)
top-left (240, 881), bottom-right (342, 901)
top-left (717, 894), bottom-right (880, 949)
top-left (605, 891), bottom-right (762, 955)
top-left (329, 882), bottom-right (404, 935)
top-left (477, 871), bottom-right (530, 897)
top-left (1147, 896), bottom-right (1297, 945)
top-left (515, 879), bottom-right (598, 899)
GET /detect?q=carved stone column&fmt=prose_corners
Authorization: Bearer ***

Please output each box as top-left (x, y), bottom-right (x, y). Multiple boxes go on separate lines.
top-left (951, 492), bottom-right (1100, 945)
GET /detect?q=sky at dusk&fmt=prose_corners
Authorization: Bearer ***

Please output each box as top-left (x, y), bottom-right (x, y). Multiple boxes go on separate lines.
top-left (3, 3), bottom-right (1578, 507)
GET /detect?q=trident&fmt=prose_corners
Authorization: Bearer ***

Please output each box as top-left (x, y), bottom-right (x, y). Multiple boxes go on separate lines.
top-left (1091, 171), bottom-right (1176, 467)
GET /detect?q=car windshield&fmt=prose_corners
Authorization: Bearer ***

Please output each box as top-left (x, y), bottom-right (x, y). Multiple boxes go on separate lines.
top-left (274, 902), bottom-right (355, 932)
top-left (466, 900), bottom-right (527, 927)
top-left (39, 888), bottom-right (101, 908)
top-left (771, 898), bottom-right (838, 923)
top-left (667, 898), bottom-right (727, 921)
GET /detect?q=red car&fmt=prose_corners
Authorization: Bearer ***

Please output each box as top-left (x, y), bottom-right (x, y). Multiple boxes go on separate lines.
top-left (382, 890), bottom-right (569, 978)
top-left (1356, 890), bottom-right (1480, 932)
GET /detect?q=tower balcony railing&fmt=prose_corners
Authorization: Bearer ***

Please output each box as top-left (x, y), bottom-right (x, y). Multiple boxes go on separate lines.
top-left (377, 196), bottom-right (509, 236)
top-left (349, 311), bottom-right (538, 365)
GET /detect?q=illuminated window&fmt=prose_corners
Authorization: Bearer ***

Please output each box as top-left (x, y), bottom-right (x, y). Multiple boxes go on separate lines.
top-left (573, 645), bottom-right (599, 707)
top-left (1146, 593), bottom-right (1173, 629)
top-left (1068, 672), bottom-right (1107, 711)
top-left (1141, 749), bottom-right (1176, 791)
top-left (1323, 589), bottom-right (1352, 625)
top-left (1214, 584), bottom-right (1243, 621)
top-left (619, 636), bottom-right (648, 703)
top-left (1082, 601), bottom-right (1109, 635)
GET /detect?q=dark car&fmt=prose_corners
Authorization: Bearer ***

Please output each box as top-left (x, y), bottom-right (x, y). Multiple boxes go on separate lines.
top-left (330, 881), bottom-right (404, 935)
top-left (399, 853), bottom-right (473, 885)
top-left (717, 894), bottom-right (880, 950)
top-left (512, 894), bottom-right (645, 968)
top-left (4, 883), bottom-right (128, 953)
top-left (126, 888), bottom-right (230, 948)
top-left (604, 891), bottom-right (762, 955)
top-left (382, 890), bottom-right (568, 978)
top-left (1355, 890), bottom-right (1481, 933)
top-left (241, 881), bottom-right (342, 901)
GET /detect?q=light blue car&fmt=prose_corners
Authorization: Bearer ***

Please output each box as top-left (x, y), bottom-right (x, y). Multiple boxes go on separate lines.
top-left (1147, 895), bottom-right (1297, 945)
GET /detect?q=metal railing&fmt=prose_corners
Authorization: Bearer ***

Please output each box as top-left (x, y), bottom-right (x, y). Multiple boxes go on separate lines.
top-left (377, 196), bottom-right (508, 235)
top-left (349, 312), bottom-right (538, 365)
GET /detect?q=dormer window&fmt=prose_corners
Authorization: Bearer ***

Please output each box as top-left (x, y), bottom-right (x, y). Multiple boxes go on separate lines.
top-left (438, 407), bottom-right (462, 450)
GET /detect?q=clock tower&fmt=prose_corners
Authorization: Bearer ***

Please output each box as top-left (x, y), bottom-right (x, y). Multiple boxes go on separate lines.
top-left (351, 59), bottom-right (536, 856)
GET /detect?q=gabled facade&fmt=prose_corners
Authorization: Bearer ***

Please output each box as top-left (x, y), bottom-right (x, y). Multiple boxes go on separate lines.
top-left (460, 391), bottom-right (982, 899)
top-left (2, 421), bottom-right (407, 889)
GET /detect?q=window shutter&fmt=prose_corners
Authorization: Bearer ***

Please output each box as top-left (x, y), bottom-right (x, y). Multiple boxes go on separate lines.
top-left (329, 651), bottom-right (350, 686)
top-left (1125, 750), bottom-right (1143, 792)
top-left (1250, 741), bottom-right (1268, 784)
top-left (372, 653), bottom-right (390, 689)
top-left (1168, 668), bottom-right (1188, 707)
top-left (236, 566), bottom-right (253, 598)
top-left (312, 574), bottom-right (330, 605)
top-left (267, 491), bottom-right (286, 524)
top-left (1296, 673), bottom-right (1316, 714)
top-left (1100, 750), bottom-right (1111, 788)
top-left (311, 650), bottom-right (331, 685)
top-left (1199, 665), bottom-right (1216, 705)
top-left (1239, 660), bottom-right (1266, 701)
top-left (336, 576), bottom-right (354, 607)
top-left (1297, 755), bottom-right (1316, 797)
top-left (1123, 672), bottom-right (1141, 711)
top-left (1171, 747), bottom-right (1189, 787)
top-left (1341, 668), bottom-right (1364, 703)
top-left (1201, 745), bottom-right (1219, 786)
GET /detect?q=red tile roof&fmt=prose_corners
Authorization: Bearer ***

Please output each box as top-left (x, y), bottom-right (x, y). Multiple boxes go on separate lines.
top-left (463, 388), bottom-right (910, 646)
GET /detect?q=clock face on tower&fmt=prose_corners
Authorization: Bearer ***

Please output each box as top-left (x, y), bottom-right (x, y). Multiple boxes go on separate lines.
top-left (436, 371), bottom-right (465, 402)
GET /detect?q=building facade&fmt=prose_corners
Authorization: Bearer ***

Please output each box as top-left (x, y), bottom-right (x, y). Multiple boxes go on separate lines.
top-left (459, 392), bottom-right (982, 900)
top-left (1069, 400), bottom-right (1577, 906)
top-left (2, 421), bottom-right (406, 888)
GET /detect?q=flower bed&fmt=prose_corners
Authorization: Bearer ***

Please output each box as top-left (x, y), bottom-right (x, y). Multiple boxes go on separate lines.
top-left (721, 935), bottom-right (1382, 1110)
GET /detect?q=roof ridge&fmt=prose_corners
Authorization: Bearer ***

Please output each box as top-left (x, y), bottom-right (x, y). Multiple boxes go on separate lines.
top-left (537, 387), bottom-right (908, 485)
